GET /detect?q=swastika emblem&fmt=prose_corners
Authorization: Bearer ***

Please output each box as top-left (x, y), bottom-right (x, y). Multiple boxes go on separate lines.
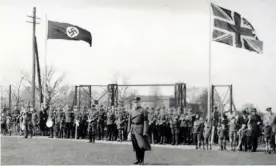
top-left (66, 27), bottom-right (79, 38)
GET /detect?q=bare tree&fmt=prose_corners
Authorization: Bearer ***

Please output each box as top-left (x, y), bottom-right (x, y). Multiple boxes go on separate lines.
top-left (22, 66), bottom-right (66, 110)
top-left (150, 86), bottom-right (162, 109)
top-left (11, 77), bottom-right (25, 108)
top-left (109, 72), bottom-right (130, 106)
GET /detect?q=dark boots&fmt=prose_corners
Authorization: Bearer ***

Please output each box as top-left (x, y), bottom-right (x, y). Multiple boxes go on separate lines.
top-left (133, 150), bottom-right (145, 165)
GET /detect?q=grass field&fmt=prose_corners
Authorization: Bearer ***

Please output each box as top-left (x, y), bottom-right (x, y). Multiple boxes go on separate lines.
top-left (1, 136), bottom-right (276, 165)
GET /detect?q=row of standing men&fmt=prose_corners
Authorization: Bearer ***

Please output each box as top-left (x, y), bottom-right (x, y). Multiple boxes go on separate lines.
top-left (2, 104), bottom-right (199, 145)
top-left (2, 104), bottom-right (275, 152)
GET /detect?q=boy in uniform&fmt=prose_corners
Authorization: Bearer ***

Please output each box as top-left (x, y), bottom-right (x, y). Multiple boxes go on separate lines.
top-left (263, 122), bottom-right (272, 154)
top-left (237, 124), bottom-right (247, 151)
top-left (87, 106), bottom-right (98, 143)
top-left (192, 114), bottom-right (200, 149)
top-left (229, 114), bottom-right (238, 151)
top-left (203, 122), bottom-right (212, 150)
top-left (217, 123), bottom-right (227, 151)
top-left (246, 123), bottom-right (253, 152)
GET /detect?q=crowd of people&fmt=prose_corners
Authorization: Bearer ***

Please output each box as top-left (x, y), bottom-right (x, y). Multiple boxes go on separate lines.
top-left (1, 102), bottom-right (276, 154)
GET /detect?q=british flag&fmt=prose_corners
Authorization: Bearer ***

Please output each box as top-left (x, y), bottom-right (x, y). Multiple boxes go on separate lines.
top-left (211, 3), bottom-right (263, 54)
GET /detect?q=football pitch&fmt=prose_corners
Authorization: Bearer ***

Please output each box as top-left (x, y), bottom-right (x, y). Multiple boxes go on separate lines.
top-left (1, 136), bottom-right (275, 165)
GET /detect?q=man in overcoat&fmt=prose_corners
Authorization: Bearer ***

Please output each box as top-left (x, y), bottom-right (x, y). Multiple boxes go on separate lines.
top-left (127, 97), bottom-right (151, 165)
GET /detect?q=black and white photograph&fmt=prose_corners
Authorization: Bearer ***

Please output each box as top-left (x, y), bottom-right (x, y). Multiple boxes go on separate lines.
top-left (0, 0), bottom-right (276, 165)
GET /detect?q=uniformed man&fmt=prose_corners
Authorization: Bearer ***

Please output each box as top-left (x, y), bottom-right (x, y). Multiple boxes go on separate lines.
top-left (263, 107), bottom-right (275, 152)
top-left (48, 106), bottom-right (56, 138)
top-left (186, 109), bottom-right (195, 144)
top-left (166, 108), bottom-right (173, 144)
top-left (60, 106), bottom-right (66, 138)
top-left (148, 107), bottom-right (157, 144)
top-left (1, 108), bottom-right (7, 135)
top-left (73, 106), bottom-right (81, 139)
top-left (179, 111), bottom-right (187, 145)
top-left (106, 107), bottom-right (116, 141)
top-left (122, 107), bottom-right (129, 141)
top-left (81, 107), bottom-right (88, 139)
top-left (5, 109), bottom-right (12, 136)
top-left (87, 105), bottom-right (98, 143)
top-left (237, 110), bottom-right (248, 129)
top-left (31, 108), bottom-right (39, 136)
top-left (229, 112), bottom-right (238, 151)
top-left (248, 108), bottom-right (262, 152)
top-left (22, 106), bottom-right (32, 138)
top-left (158, 107), bottom-right (168, 144)
top-left (39, 105), bottom-right (48, 136)
top-left (65, 105), bottom-right (74, 139)
top-left (127, 97), bottom-right (151, 165)
top-left (211, 106), bottom-right (219, 144)
top-left (116, 109), bottom-right (126, 142)
top-left (203, 122), bottom-right (212, 150)
top-left (97, 105), bottom-right (106, 140)
top-left (13, 106), bottom-right (21, 133)
top-left (55, 105), bottom-right (62, 138)
top-left (170, 108), bottom-right (180, 145)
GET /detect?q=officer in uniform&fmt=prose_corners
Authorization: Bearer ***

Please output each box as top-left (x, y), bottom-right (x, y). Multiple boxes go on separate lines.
top-left (31, 108), bottom-right (39, 136)
top-left (87, 105), bottom-right (98, 143)
top-left (22, 106), bottom-right (32, 138)
top-left (166, 108), bottom-right (173, 144)
top-left (106, 107), bottom-right (116, 141)
top-left (116, 109), bottom-right (126, 142)
top-left (65, 105), bottom-right (74, 139)
top-left (122, 107), bottom-right (129, 141)
top-left (81, 107), bottom-right (88, 139)
top-left (127, 97), bottom-right (151, 165)
top-left (186, 109), bottom-right (194, 144)
top-left (179, 111), bottom-right (187, 144)
top-left (148, 107), bottom-right (157, 144)
top-left (211, 106), bottom-right (219, 144)
top-left (97, 105), bottom-right (106, 140)
top-left (158, 107), bottom-right (168, 144)
top-left (60, 106), bottom-right (66, 138)
top-left (170, 109), bottom-right (180, 145)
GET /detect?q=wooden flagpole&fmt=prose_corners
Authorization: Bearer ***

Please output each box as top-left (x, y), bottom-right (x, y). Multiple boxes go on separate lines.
top-left (207, 0), bottom-right (212, 123)
top-left (44, 15), bottom-right (48, 108)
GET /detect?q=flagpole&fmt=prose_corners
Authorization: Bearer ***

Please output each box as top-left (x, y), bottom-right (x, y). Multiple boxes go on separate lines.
top-left (207, 0), bottom-right (212, 123)
top-left (44, 14), bottom-right (48, 108)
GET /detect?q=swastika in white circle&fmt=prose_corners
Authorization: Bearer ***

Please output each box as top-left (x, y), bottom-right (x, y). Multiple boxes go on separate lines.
top-left (66, 27), bottom-right (79, 38)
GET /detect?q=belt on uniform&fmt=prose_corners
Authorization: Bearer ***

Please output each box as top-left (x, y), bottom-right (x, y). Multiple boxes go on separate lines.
top-left (132, 123), bottom-right (142, 125)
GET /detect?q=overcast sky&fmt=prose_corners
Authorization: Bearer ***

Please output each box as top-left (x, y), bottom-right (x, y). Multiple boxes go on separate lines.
top-left (0, 0), bottom-right (275, 111)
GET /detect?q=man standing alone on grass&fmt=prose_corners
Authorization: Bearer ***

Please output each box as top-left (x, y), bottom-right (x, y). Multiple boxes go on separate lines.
top-left (128, 97), bottom-right (151, 165)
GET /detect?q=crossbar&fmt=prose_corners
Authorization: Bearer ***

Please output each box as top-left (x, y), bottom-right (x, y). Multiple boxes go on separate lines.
top-left (117, 84), bottom-right (175, 87)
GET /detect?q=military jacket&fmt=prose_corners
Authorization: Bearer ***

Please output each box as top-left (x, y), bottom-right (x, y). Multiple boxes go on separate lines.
top-left (169, 114), bottom-right (180, 128)
top-left (107, 111), bottom-right (116, 125)
top-left (148, 112), bottom-right (157, 126)
top-left (158, 113), bottom-right (168, 126)
top-left (180, 114), bottom-right (187, 127)
top-left (31, 112), bottom-right (39, 125)
top-left (97, 110), bottom-right (106, 123)
top-left (65, 111), bottom-right (74, 123)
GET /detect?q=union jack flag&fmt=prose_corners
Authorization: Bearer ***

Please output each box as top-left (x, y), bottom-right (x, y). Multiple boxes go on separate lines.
top-left (211, 3), bottom-right (263, 54)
